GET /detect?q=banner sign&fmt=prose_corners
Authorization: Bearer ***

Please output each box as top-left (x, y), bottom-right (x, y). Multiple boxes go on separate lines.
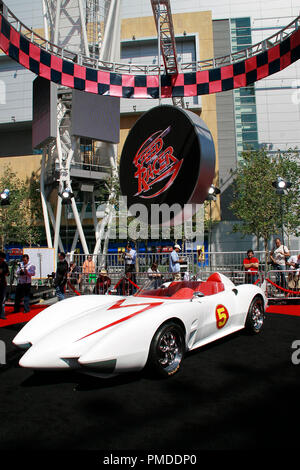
top-left (119, 105), bottom-right (215, 225)
top-left (0, 12), bottom-right (299, 99)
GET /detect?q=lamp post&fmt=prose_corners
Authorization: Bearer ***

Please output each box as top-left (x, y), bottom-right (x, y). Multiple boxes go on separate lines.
top-left (0, 189), bottom-right (10, 249)
top-left (272, 177), bottom-right (291, 246)
top-left (205, 184), bottom-right (220, 266)
top-left (58, 188), bottom-right (74, 252)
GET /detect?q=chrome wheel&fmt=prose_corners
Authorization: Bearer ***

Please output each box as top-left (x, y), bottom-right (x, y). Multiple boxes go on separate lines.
top-left (158, 330), bottom-right (183, 373)
top-left (148, 322), bottom-right (185, 377)
top-left (251, 301), bottom-right (264, 331)
top-left (246, 296), bottom-right (265, 334)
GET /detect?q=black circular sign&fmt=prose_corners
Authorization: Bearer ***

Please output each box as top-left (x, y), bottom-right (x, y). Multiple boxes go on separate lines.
top-left (119, 105), bottom-right (215, 225)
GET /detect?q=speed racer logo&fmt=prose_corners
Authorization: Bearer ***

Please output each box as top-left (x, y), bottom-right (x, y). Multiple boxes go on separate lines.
top-left (133, 126), bottom-right (183, 199)
top-left (215, 304), bottom-right (229, 329)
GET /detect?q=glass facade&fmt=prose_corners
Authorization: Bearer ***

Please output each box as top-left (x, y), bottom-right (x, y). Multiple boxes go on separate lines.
top-left (230, 18), bottom-right (259, 158)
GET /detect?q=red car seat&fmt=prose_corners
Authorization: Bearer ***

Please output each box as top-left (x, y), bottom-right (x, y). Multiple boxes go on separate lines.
top-left (197, 273), bottom-right (225, 296)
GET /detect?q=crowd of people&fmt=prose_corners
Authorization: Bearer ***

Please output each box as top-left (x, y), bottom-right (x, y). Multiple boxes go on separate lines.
top-left (268, 237), bottom-right (300, 293)
top-left (242, 237), bottom-right (300, 294)
top-left (0, 238), bottom-right (299, 319)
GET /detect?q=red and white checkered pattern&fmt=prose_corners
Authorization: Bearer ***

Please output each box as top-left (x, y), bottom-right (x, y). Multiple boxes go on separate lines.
top-left (1, 12), bottom-right (300, 99)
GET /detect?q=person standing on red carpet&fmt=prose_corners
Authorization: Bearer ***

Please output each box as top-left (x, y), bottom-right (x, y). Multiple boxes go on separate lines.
top-left (54, 252), bottom-right (69, 301)
top-left (243, 249), bottom-right (259, 284)
top-left (0, 251), bottom-right (9, 319)
top-left (270, 237), bottom-right (290, 289)
top-left (13, 254), bottom-right (36, 313)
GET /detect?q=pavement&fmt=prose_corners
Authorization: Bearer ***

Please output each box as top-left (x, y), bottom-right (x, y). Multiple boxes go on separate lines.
top-left (0, 310), bottom-right (299, 462)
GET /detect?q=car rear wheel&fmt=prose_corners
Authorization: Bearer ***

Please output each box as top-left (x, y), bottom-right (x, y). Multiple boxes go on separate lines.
top-left (147, 322), bottom-right (185, 377)
top-left (245, 295), bottom-right (265, 334)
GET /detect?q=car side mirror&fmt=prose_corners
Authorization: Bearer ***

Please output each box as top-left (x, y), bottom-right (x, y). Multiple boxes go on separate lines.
top-left (191, 291), bottom-right (205, 301)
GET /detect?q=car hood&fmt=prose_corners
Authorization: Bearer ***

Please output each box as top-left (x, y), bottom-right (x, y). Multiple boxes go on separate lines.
top-left (14, 294), bottom-right (165, 345)
top-left (13, 294), bottom-right (167, 369)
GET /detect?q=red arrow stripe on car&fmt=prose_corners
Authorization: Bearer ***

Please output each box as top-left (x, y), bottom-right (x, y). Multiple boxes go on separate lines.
top-left (75, 299), bottom-right (163, 342)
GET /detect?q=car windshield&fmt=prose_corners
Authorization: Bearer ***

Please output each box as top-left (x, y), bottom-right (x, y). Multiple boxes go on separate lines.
top-left (134, 279), bottom-right (205, 298)
top-left (134, 279), bottom-right (168, 297)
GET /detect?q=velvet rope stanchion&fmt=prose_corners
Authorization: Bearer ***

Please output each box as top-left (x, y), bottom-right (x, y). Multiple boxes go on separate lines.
top-left (266, 277), bottom-right (300, 296)
top-left (111, 276), bottom-right (140, 295)
top-left (112, 278), bottom-right (122, 292)
top-left (67, 280), bottom-right (81, 296)
top-left (128, 278), bottom-right (140, 291)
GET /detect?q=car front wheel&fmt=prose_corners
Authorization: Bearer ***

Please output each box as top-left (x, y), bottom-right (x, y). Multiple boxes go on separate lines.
top-left (245, 295), bottom-right (265, 334)
top-left (147, 322), bottom-right (185, 377)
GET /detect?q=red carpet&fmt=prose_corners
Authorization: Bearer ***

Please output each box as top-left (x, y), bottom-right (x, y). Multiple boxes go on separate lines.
top-left (266, 304), bottom-right (300, 317)
top-left (0, 304), bottom-right (48, 327)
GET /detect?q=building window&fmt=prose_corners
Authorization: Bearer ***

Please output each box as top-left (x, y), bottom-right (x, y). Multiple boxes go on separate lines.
top-left (231, 18), bottom-right (259, 160)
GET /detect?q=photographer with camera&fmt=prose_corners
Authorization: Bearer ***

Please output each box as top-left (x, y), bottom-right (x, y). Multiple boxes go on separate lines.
top-left (13, 254), bottom-right (36, 313)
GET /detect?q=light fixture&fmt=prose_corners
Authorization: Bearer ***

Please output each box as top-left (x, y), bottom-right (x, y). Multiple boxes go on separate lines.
top-left (272, 177), bottom-right (291, 195)
top-left (0, 188), bottom-right (10, 206)
top-left (272, 177), bottom-right (292, 244)
top-left (59, 188), bottom-right (74, 204)
top-left (206, 184), bottom-right (220, 201)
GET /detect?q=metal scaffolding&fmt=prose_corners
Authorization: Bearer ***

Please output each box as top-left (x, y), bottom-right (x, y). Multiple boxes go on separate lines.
top-left (39, 0), bottom-right (121, 263)
top-left (151, 0), bottom-right (184, 107)
top-left (151, 0), bottom-right (178, 75)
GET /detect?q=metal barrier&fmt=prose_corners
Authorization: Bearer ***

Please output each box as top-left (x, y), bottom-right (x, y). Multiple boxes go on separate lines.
top-left (202, 251), bottom-right (269, 272)
top-left (69, 249), bottom-right (299, 277)
top-left (265, 269), bottom-right (300, 301)
top-left (7, 250), bottom-right (300, 302)
top-left (47, 266), bottom-right (300, 303)
top-left (63, 268), bottom-right (266, 299)
top-left (70, 251), bottom-right (193, 273)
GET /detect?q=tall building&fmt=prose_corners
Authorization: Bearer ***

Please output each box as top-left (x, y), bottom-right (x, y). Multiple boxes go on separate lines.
top-left (0, 0), bottom-right (299, 251)
top-left (120, 0), bottom-right (300, 251)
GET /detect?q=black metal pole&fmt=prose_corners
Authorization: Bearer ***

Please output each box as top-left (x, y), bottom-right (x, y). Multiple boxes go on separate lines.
top-left (280, 193), bottom-right (284, 245)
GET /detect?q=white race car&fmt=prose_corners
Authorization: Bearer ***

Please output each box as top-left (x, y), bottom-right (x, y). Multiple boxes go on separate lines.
top-left (13, 273), bottom-right (266, 378)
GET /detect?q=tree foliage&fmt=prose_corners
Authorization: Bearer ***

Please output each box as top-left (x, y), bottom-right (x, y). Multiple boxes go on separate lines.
top-left (230, 148), bottom-right (300, 257)
top-left (0, 166), bottom-right (45, 249)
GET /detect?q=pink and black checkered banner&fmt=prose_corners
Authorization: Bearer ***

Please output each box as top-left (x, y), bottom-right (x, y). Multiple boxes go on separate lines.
top-left (1, 12), bottom-right (300, 99)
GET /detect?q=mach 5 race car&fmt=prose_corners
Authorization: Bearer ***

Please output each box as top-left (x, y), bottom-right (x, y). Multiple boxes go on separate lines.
top-left (13, 273), bottom-right (266, 378)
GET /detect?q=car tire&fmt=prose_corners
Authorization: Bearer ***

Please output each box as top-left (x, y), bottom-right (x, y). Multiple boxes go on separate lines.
top-left (245, 295), bottom-right (265, 334)
top-left (147, 322), bottom-right (185, 377)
